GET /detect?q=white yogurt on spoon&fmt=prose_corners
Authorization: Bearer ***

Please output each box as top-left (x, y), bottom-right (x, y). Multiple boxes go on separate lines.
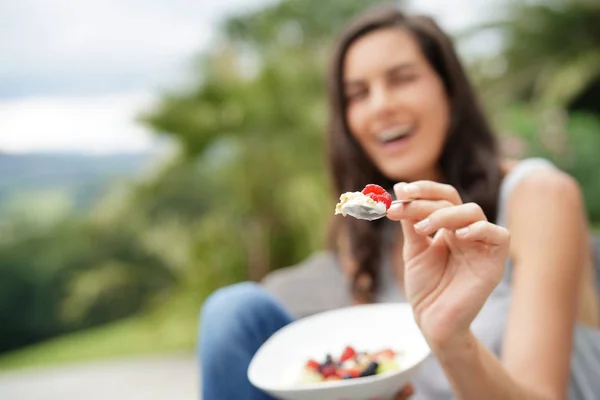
top-left (335, 191), bottom-right (412, 221)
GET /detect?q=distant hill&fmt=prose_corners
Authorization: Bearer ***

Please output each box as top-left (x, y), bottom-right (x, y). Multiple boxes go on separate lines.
top-left (0, 152), bottom-right (156, 214)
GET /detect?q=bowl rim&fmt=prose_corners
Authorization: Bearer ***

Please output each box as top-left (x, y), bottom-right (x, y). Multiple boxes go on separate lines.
top-left (247, 303), bottom-right (431, 393)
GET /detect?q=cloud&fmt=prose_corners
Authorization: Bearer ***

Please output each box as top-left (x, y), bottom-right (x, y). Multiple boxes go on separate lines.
top-left (0, 92), bottom-right (159, 154)
top-left (0, 0), bottom-right (499, 154)
top-left (0, 0), bottom-right (274, 97)
top-left (0, 0), bottom-right (274, 154)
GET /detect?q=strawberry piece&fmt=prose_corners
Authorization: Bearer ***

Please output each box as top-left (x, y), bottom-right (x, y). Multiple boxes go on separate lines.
top-left (305, 359), bottom-right (320, 370)
top-left (374, 349), bottom-right (396, 360)
top-left (338, 367), bottom-right (361, 378)
top-left (340, 346), bottom-right (357, 363)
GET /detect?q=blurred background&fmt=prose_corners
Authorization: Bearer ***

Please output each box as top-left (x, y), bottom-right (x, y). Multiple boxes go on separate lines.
top-left (0, 0), bottom-right (598, 398)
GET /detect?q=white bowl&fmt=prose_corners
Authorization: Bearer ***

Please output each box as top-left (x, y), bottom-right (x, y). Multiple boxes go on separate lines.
top-left (248, 303), bottom-right (430, 400)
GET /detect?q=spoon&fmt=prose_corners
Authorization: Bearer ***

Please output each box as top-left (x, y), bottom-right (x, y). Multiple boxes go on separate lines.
top-left (341, 199), bottom-right (413, 221)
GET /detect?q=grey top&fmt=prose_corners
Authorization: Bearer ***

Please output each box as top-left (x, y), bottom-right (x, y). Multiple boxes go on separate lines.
top-left (262, 158), bottom-right (600, 399)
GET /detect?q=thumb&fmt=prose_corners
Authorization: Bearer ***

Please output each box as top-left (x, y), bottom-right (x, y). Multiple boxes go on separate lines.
top-left (394, 183), bottom-right (430, 259)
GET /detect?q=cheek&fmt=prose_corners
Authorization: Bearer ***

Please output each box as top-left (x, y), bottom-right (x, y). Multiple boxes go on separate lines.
top-left (418, 84), bottom-right (450, 135)
top-left (346, 104), bottom-right (369, 144)
top-left (397, 82), bottom-right (450, 154)
top-left (405, 80), bottom-right (448, 121)
top-left (427, 95), bottom-right (450, 135)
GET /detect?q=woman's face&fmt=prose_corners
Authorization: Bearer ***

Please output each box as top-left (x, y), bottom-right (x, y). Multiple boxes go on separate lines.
top-left (343, 27), bottom-right (450, 182)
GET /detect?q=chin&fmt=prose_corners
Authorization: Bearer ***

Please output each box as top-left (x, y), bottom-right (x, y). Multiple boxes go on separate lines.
top-left (377, 159), bottom-right (437, 183)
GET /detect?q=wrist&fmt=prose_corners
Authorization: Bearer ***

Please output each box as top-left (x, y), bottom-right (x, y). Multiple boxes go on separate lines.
top-left (427, 329), bottom-right (476, 359)
top-left (426, 330), bottom-right (511, 400)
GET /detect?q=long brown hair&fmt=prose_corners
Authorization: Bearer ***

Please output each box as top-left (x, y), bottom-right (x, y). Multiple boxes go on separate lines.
top-left (326, 6), bottom-right (502, 303)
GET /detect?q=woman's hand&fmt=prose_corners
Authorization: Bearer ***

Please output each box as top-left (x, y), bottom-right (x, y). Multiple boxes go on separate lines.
top-left (394, 383), bottom-right (414, 399)
top-left (387, 181), bottom-right (510, 348)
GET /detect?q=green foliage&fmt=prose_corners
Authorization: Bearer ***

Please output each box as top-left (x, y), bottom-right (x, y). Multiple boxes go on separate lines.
top-left (139, 0), bottom-right (394, 284)
top-left (473, 0), bottom-right (600, 223)
top-left (496, 107), bottom-right (600, 223)
top-left (223, 0), bottom-right (385, 49)
top-left (558, 113), bottom-right (600, 222)
top-left (472, 0), bottom-right (600, 108)
top-left (0, 309), bottom-right (196, 371)
top-left (0, 0), bottom-right (387, 364)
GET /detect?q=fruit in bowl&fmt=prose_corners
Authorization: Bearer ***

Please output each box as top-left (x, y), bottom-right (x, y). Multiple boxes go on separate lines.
top-left (247, 303), bottom-right (430, 400)
top-left (299, 346), bottom-right (401, 383)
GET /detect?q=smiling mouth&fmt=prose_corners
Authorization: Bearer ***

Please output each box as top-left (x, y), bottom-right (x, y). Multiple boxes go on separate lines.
top-left (377, 126), bottom-right (414, 144)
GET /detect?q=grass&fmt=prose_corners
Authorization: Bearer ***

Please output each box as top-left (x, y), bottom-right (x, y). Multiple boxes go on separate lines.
top-left (0, 306), bottom-right (199, 371)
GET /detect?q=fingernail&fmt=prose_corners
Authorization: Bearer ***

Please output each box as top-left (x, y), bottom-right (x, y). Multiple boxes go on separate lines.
top-left (394, 182), bottom-right (406, 192)
top-left (403, 183), bottom-right (419, 193)
top-left (456, 227), bottom-right (469, 236)
top-left (414, 218), bottom-right (429, 230)
top-left (388, 202), bottom-right (404, 213)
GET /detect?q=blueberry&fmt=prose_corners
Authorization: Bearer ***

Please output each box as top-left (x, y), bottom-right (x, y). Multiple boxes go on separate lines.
top-left (359, 361), bottom-right (379, 377)
top-left (319, 353), bottom-right (335, 372)
top-left (342, 374), bottom-right (353, 379)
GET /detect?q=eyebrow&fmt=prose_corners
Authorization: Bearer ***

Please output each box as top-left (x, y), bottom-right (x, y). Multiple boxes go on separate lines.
top-left (386, 62), bottom-right (416, 76)
top-left (343, 62), bottom-right (417, 89)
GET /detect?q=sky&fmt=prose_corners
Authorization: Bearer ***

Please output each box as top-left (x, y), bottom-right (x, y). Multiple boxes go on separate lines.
top-left (0, 0), bottom-right (501, 155)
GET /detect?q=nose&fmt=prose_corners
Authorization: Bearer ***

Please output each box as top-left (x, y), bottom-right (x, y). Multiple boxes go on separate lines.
top-left (369, 83), bottom-right (395, 117)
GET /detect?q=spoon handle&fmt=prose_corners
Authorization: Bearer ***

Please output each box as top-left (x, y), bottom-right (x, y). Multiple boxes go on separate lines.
top-left (391, 199), bottom-right (414, 205)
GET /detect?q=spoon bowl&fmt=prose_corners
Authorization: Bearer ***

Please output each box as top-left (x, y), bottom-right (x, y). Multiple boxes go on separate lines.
top-left (341, 199), bottom-right (412, 221)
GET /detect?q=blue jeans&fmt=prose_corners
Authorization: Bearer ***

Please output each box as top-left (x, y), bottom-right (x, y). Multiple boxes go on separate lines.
top-left (198, 282), bottom-right (294, 400)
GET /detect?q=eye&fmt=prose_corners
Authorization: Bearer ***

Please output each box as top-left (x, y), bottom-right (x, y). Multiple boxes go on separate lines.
top-left (389, 72), bottom-right (418, 86)
top-left (346, 89), bottom-right (368, 103)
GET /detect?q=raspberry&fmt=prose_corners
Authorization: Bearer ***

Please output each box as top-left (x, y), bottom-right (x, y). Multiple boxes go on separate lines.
top-left (362, 184), bottom-right (386, 195)
top-left (362, 184), bottom-right (392, 210)
top-left (319, 364), bottom-right (337, 378)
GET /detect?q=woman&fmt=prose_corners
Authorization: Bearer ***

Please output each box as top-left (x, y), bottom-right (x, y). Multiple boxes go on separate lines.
top-left (199, 6), bottom-right (600, 400)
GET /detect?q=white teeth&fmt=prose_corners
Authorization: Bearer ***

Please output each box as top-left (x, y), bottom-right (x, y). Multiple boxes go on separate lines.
top-left (378, 126), bottom-right (413, 142)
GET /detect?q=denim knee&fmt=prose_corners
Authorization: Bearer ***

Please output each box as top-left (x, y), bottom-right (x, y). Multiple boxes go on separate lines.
top-left (199, 283), bottom-right (286, 400)
top-left (199, 282), bottom-right (290, 345)
top-left (201, 282), bottom-right (270, 326)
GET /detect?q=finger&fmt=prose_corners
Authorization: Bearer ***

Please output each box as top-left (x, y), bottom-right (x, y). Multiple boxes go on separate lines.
top-left (387, 199), bottom-right (454, 221)
top-left (395, 383), bottom-right (415, 399)
top-left (413, 202), bottom-right (486, 236)
top-left (456, 220), bottom-right (511, 246)
top-left (394, 181), bottom-right (462, 204)
top-left (400, 216), bottom-right (431, 259)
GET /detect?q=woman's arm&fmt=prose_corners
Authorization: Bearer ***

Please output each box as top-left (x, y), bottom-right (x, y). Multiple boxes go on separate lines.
top-left (432, 169), bottom-right (587, 400)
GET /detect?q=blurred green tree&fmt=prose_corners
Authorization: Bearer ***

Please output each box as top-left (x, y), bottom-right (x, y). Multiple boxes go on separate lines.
top-left (466, 0), bottom-right (600, 224)
top-left (471, 0), bottom-right (600, 110)
top-left (140, 0), bottom-right (391, 284)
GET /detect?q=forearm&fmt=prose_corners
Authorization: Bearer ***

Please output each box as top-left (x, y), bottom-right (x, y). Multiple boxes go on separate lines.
top-left (432, 332), bottom-right (561, 400)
